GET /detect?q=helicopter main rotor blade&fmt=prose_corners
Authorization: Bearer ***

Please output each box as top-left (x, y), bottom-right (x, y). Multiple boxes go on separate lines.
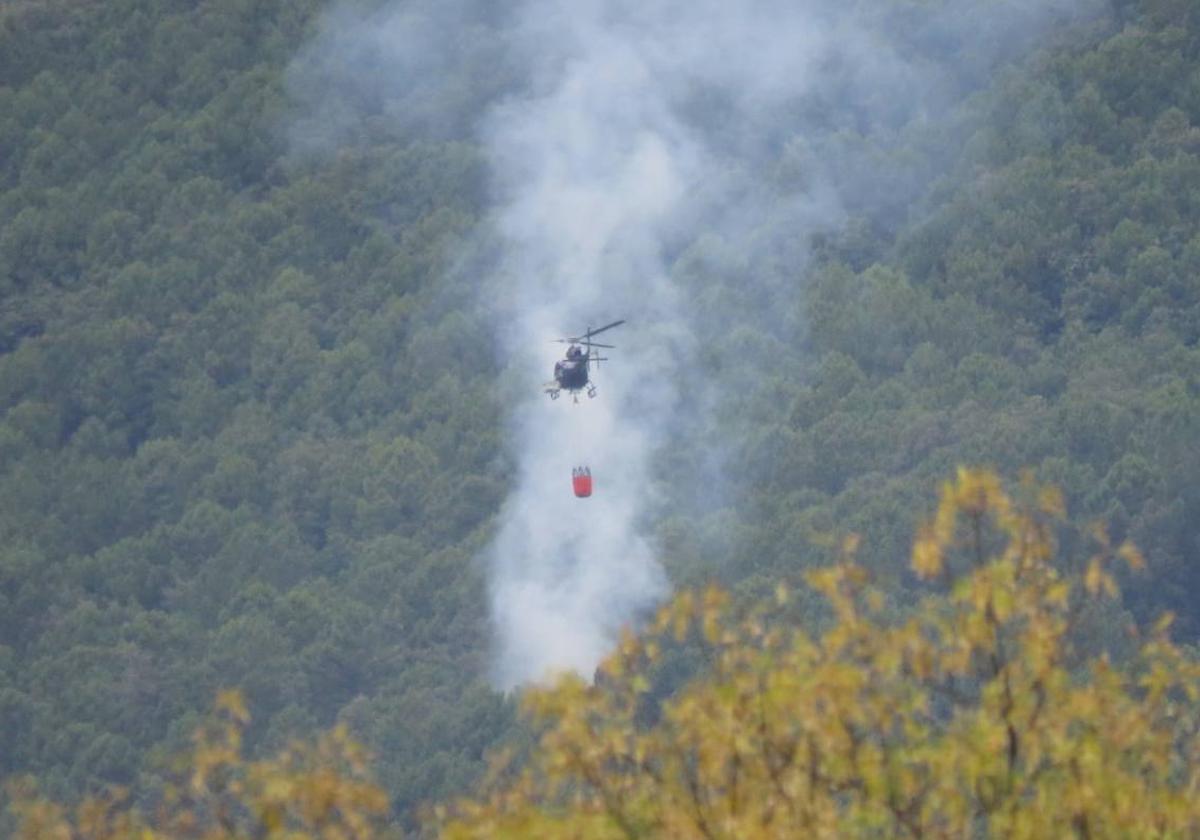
top-left (554, 337), bottom-right (615, 347)
top-left (585, 319), bottom-right (625, 338)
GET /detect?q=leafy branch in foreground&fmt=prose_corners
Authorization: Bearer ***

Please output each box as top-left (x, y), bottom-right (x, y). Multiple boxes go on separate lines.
top-left (440, 468), bottom-right (1200, 839)
top-left (8, 690), bottom-right (393, 839)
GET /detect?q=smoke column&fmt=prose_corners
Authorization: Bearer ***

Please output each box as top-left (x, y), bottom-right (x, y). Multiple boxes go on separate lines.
top-left (288, 0), bottom-right (1104, 688)
top-left (482, 4), bottom-right (697, 687)
top-left (482, 0), bottom-right (893, 688)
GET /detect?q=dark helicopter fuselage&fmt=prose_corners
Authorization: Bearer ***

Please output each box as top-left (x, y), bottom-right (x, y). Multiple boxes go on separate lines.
top-left (554, 349), bottom-right (589, 390)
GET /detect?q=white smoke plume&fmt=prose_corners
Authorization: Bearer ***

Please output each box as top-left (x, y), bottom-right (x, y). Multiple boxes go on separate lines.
top-left (483, 4), bottom-right (704, 688)
top-left (288, 0), bottom-right (1104, 688)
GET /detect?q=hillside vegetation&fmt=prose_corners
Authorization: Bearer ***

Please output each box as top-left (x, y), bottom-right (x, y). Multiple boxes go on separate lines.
top-left (1, 0), bottom-right (511, 819)
top-left (1, 0), bottom-right (1199, 831)
top-left (12, 471), bottom-right (1199, 838)
top-left (441, 471), bottom-right (1200, 838)
top-left (672, 0), bottom-right (1200, 635)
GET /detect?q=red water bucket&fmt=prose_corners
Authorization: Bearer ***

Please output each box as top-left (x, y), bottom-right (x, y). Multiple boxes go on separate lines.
top-left (572, 467), bottom-right (593, 498)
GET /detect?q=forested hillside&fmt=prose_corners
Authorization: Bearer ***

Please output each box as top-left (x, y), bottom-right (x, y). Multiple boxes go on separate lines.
top-left (2, 0), bottom-right (1199, 833)
top-left (0, 0), bottom-right (512, 820)
top-left (663, 0), bottom-right (1200, 635)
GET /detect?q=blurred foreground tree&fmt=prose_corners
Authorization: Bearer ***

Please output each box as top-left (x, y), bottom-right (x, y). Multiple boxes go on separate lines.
top-left (8, 691), bottom-right (394, 839)
top-left (440, 469), bottom-right (1200, 839)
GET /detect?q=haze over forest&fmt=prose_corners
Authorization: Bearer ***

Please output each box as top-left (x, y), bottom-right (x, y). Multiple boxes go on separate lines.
top-left (2, 0), bottom-right (1200, 834)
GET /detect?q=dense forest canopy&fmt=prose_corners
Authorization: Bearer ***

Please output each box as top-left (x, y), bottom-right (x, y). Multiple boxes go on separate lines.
top-left (1, 0), bottom-right (1199, 832)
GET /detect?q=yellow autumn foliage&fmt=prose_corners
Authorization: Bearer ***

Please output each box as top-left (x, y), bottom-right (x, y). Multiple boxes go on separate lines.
top-left (9, 691), bottom-right (393, 840)
top-left (441, 468), bottom-right (1200, 839)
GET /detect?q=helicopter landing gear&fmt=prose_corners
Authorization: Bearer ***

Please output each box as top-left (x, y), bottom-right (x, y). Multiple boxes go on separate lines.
top-left (548, 389), bottom-right (560, 400)
top-left (587, 384), bottom-right (597, 399)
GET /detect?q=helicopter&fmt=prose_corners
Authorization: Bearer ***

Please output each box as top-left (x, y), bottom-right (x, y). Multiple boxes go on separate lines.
top-left (544, 319), bottom-right (625, 402)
